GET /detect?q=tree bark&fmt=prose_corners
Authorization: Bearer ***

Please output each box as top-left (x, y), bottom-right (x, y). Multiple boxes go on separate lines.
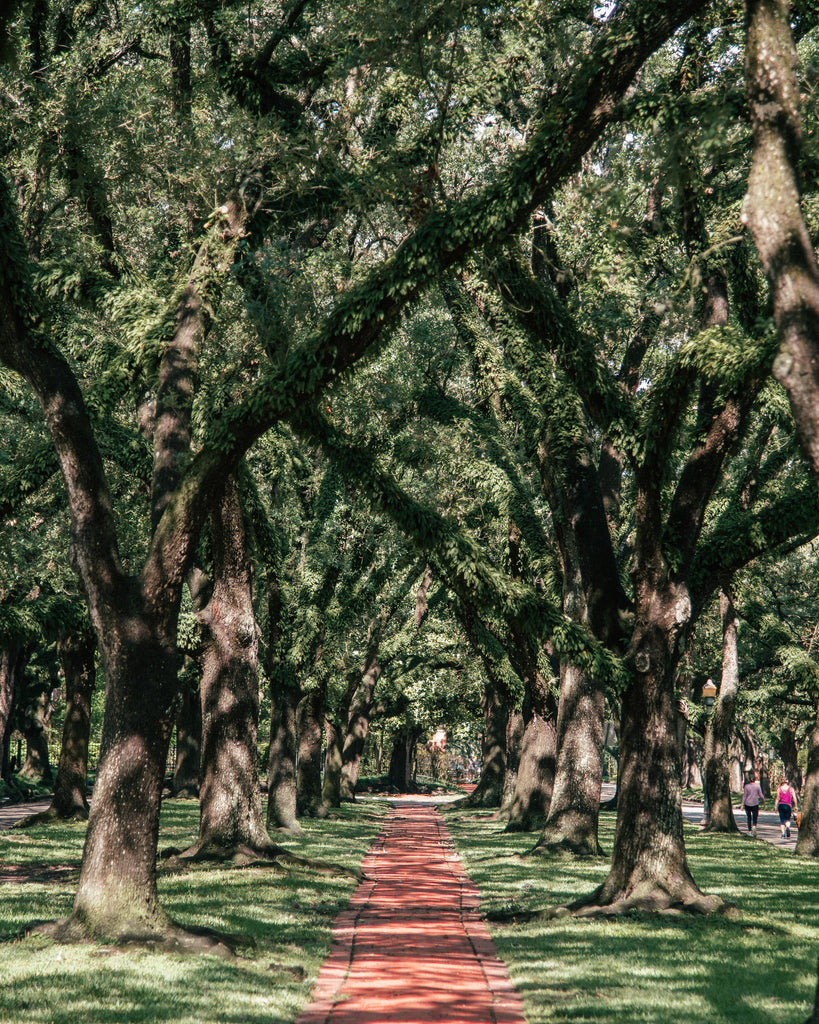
top-left (339, 659), bottom-right (381, 801)
top-left (183, 477), bottom-right (275, 859)
top-left (0, 646), bottom-right (21, 781)
top-left (322, 717), bottom-right (343, 808)
top-left (50, 629), bottom-right (95, 819)
top-left (387, 726), bottom-right (418, 791)
top-left (462, 681), bottom-right (509, 808)
top-left (296, 684), bottom-right (326, 817)
top-left (702, 589), bottom-right (741, 833)
top-left (796, 701), bottom-right (819, 857)
top-left (267, 670), bottom-right (301, 832)
top-left (535, 661), bottom-right (605, 855)
top-left (21, 687), bottom-right (54, 783)
top-left (171, 673), bottom-right (201, 798)
top-left (505, 707), bottom-right (556, 832)
top-left (742, 0), bottom-right (819, 482)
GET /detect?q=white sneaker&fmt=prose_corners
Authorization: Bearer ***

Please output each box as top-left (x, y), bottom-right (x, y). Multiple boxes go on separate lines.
top-left (752, 827), bottom-right (757, 837)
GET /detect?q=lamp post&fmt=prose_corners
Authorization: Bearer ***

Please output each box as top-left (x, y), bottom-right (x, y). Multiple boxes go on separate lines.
top-left (700, 679), bottom-right (717, 824)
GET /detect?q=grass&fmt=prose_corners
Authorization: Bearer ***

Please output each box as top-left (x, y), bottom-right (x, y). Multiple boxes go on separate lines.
top-left (444, 805), bottom-right (819, 1023)
top-left (3, 796), bottom-right (817, 1023)
top-left (0, 798), bottom-right (388, 1024)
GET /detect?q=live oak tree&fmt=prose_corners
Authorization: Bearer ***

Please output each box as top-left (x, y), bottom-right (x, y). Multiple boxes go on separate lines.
top-left (3, 0), bottom-right (746, 943)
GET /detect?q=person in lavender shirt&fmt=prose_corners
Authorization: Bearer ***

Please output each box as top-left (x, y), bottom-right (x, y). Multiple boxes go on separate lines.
top-left (742, 772), bottom-right (765, 837)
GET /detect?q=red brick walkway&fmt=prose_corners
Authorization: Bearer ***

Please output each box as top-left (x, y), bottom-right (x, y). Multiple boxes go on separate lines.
top-left (296, 801), bottom-right (526, 1024)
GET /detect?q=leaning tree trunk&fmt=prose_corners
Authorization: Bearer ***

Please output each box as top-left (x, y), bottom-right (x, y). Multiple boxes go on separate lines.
top-left (296, 683), bottom-right (326, 817)
top-left (703, 588), bottom-right (741, 833)
top-left (50, 629), bottom-right (95, 819)
top-left (184, 477), bottom-right (275, 860)
top-left (462, 681), bottom-right (509, 808)
top-left (340, 658), bottom-right (381, 801)
top-left (796, 701), bottom-right (819, 857)
top-left (535, 662), bottom-right (605, 855)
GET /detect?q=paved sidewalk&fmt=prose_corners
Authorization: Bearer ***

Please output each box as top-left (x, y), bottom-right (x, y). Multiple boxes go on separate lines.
top-left (296, 801), bottom-right (526, 1024)
top-left (0, 797), bottom-right (51, 829)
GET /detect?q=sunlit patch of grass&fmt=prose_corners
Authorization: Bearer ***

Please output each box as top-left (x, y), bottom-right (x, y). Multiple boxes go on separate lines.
top-left (445, 807), bottom-right (819, 1024)
top-left (0, 798), bottom-right (388, 1024)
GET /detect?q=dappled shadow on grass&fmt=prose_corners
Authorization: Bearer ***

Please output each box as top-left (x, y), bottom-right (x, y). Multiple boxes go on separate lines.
top-left (0, 799), bottom-right (389, 1024)
top-left (447, 809), bottom-right (819, 1024)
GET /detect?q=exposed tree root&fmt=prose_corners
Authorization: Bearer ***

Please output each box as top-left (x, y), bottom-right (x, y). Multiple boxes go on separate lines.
top-left (13, 805), bottom-right (88, 828)
top-left (30, 917), bottom-right (241, 957)
top-left (529, 835), bottom-right (605, 858)
top-left (160, 839), bottom-right (361, 878)
top-left (487, 883), bottom-right (739, 923)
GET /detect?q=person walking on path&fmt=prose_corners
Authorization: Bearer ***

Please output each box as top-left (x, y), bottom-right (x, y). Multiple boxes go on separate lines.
top-left (742, 772), bottom-right (765, 836)
top-left (776, 777), bottom-right (798, 839)
top-left (296, 800), bottom-right (526, 1024)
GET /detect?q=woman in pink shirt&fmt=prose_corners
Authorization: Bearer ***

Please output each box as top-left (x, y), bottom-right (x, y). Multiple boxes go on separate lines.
top-left (776, 778), bottom-right (798, 839)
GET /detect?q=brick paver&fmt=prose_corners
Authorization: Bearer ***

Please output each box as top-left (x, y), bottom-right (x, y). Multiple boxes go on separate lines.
top-left (296, 801), bottom-right (526, 1024)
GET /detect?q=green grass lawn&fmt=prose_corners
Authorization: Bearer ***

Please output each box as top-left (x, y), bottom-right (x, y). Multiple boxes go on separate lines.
top-left (0, 799), bottom-right (388, 1024)
top-left (445, 806), bottom-right (819, 1024)
top-left (3, 798), bottom-right (817, 1023)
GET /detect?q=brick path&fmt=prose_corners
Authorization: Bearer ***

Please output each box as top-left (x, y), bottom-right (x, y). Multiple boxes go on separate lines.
top-left (296, 801), bottom-right (526, 1024)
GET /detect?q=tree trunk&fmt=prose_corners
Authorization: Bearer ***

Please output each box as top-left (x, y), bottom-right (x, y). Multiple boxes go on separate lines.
top-left (185, 477), bottom-right (274, 859)
top-left (387, 726), bottom-right (417, 792)
top-left (0, 647), bottom-right (21, 782)
top-left (322, 717), bottom-right (343, 808)
top-left (21, 687), bottom-right (54, 783)
top-left (505, 709), bottom-right (556, 832)
top-left (779, 727), bottom-right (802, 791)
top-left (535, 661), bottom-right (605, 855)
top-left (171, 674), bottom-right (201, 798)
top-left (462, 682), bottom-right (508, 808)
top-left (796, 701), bottom-right (819, 857)
top-left (296, 684), bottom-right (325, 817)
top-left (59, 604), bottom-right (179, 941)
top-left (267, 671), bottom-right (301, 831)
top-left (501, 709), bottom-right (525, 811)
top-left (577, 583), bottom-right (722, 914)
top-left (50, 629), bottom-right (95, 819)
top-left (703, 589), bottom-right (741, 833)
top-left (340, 658), bottom-right (381, 801)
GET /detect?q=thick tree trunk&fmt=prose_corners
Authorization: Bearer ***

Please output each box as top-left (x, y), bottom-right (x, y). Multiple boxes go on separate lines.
top-left (779, 727), bottom-right (802, 791)
top-left (50, 629), bottom-right (95, 819)
top-left (387, 727), bottom-right (418, 792)
top-left (267, 672), bottom-right (301, 831)
top-left (703, 589), bottom-right (741, 833)
top-left (171, 675), bottom-right (201, 798)
top-left (577, 583), bottom-right (722, 914)
top-left (21, 688), bottom-right (54, 783)
top-left (535, 662), bottom-right (605, 855)
top-left (462, 682), bottom-right (508, 808)
top-left (340, 659), bottom-right (381, 801)
top-left (505, 709), bottom-right (556, 832)
top-left (296, 685), bottom-right (325, 817)
top-left (322, 717), bottom-right (343, 808)
top-left (58, 606), bottom-right (179, 941)
top-left (0, 647), bottom-right (21, 781)
top-left (501, 709), bottom-right (525, 811)
top-left (185, 478), bottom-right (274, 859)
top-left (796, 702), bottom-right (819, 857)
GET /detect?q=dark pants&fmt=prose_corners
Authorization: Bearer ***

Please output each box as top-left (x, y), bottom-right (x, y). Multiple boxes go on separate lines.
top-left (745, 805), bottom-right (760, 830)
